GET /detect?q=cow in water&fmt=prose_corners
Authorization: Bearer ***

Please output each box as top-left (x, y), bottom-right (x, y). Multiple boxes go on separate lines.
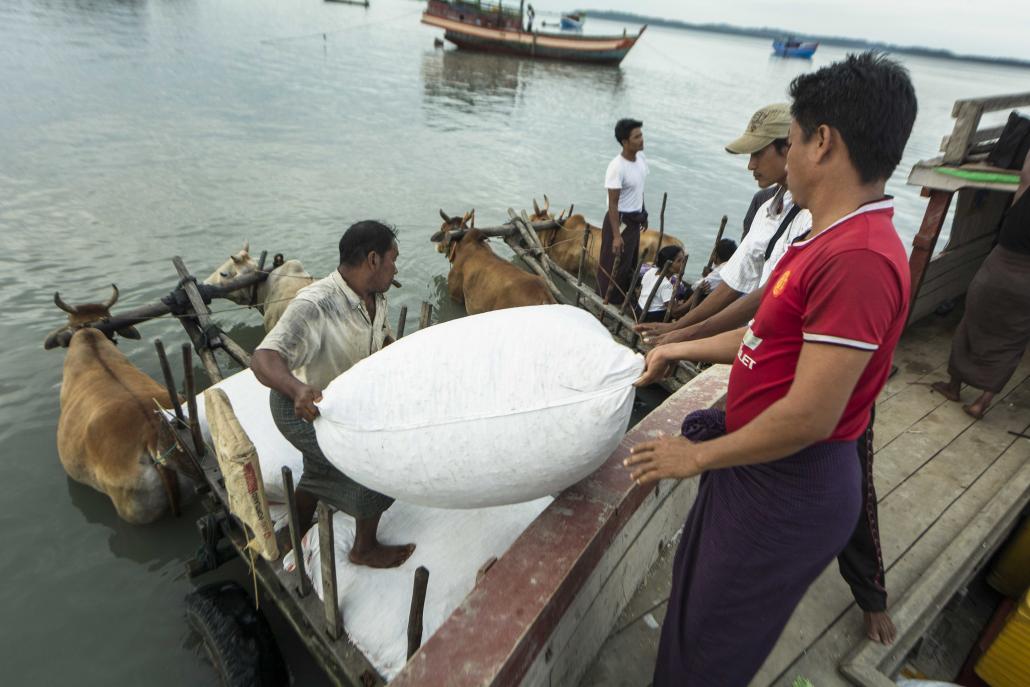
top-left (203, 242), bottom-right (314, 332)
top-left (433, 210), bottom-right (556, 315)
top-left (44, 285), bottom-right (195, 524)
top-left (528, 195), bottom-right (684, 280)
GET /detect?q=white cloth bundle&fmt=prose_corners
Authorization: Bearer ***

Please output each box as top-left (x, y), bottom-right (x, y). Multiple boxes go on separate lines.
top-left (315, 304), bottom-right (643, 509)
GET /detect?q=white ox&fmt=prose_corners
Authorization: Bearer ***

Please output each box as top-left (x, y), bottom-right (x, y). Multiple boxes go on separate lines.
top-left (44, 286), bottom-right (195, 524)
top-left (203, 242), bottom-right (313, 331)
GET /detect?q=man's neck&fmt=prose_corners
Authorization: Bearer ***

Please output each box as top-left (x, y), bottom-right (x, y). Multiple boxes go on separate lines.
top-left (621, 148), bottom-right (637, 162)
top-left (806, 180), bottom-right (886, 239)
top-left (337, 266), bottom-right (375, 306)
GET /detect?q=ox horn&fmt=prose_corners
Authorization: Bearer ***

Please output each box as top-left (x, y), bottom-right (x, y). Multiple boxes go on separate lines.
top-left (533, 198), bottom-right (541, 215)
top-left (103, 284), bottom-right (120, 309)
top-left (439, 209), bottom-right (452, 223)
top-left (543, 194), bottom-right (550, 212)
top-left (54, 292), bottom-right (78, 314)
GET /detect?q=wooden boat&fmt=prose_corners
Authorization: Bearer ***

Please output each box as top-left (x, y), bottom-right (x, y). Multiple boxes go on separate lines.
top-left (772, 38), bottom-right (818, 58)
top-left (421, 1), bottom-right (645, 65)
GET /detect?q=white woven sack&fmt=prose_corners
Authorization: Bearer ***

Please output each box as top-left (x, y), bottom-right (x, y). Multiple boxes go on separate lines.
top-left (314, 304), bottom-right (643, 508)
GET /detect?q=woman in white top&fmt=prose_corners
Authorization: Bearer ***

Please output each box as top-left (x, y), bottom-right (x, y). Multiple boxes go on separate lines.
top-left (638, 245), bottom-right (687, 322)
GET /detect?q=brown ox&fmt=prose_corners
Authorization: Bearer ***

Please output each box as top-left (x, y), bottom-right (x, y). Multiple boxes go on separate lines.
top-left (44, 286), bottom-right (194, 524)
top-left (434, 210), bottom-right (556, 315)
top-left (528, 195), bottom-right (684, 280)
top-left (203, 242), bottom-right (314, 331)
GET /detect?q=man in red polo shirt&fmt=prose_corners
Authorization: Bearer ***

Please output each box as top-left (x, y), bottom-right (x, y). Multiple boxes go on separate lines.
top-left (625, 52), bottom-right (916, 686)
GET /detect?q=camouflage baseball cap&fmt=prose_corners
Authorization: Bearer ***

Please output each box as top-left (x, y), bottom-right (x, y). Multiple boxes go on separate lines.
top-left (725, 103), bottom-right (792, 155)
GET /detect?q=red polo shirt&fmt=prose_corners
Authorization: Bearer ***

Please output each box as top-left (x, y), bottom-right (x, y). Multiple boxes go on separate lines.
top-left (725, 199), bottom-right (910, 442)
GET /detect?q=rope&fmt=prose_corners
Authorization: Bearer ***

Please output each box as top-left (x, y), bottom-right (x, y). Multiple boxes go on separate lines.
top-left (260, 8), bottom-right (424, 45)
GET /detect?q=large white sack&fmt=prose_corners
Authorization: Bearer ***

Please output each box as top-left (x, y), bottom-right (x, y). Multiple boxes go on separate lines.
top-left (314, 304), bottom-right (643, 509)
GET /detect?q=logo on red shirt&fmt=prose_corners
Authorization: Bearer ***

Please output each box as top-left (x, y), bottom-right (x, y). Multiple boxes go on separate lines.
top-left (772, 270), bottom-right (791, 297)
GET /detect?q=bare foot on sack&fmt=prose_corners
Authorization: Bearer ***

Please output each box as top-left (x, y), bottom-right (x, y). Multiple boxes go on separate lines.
top-left (349, 543), bottom-right (416, 568)
top-left (930, 380), bottom-right (961, 402)
top-left (863, 611), bottom-right (896, 645)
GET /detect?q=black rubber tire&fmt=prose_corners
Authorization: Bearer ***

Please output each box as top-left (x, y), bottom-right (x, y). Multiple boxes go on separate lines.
top-left (185, 581), bottom-right (290, 687)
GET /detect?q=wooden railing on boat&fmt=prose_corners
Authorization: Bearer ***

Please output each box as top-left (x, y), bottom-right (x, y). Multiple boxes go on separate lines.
top-left (907, 91), bottom-right (1030, 323)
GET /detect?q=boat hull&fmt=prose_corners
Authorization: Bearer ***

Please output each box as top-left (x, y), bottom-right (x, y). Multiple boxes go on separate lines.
top-left (772, 40), bottom-right (818, 58)
top-left (423, 12), bottom-right (641, 65)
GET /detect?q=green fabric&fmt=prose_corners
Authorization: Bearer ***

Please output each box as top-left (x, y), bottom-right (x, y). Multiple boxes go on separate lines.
top-left (935, 167), bottom-right (1020, 184)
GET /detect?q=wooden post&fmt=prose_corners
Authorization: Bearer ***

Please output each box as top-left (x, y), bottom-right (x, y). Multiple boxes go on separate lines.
top-left (281, 466), bottom-right (311, 597)
top-left (419, 302), bottom-right (433, 330)
top-left (154, 339), bottom-right (185, 424)
top-left (664, 255), bottom-right (689, 323)
top-left (396, 305), bottom-right (408, 338)
top-left (574, 226), bottom-right (591, 308)
top-left (407, 567), bottom-right (430, 659)
top-left (217, 334), bottom-right (251, 369)
top-left (317, 501), bottom-right (342, 640)
top-left (618, 260), bottom-right (645, 318)
top-left (908, 190), bottom-right (955, 318)
top-left (172, 256), bottom-right (224, 382)
top-left (703, 215), bottom-right (728, 277)
top-left (180, 319), bottom-right (223, 383)
top-left (602, 254), bottom-right (622, 306)
top-left (656, 192), bottom-right (667, 255)
top-left (181, 343), bottom-right (206, 458)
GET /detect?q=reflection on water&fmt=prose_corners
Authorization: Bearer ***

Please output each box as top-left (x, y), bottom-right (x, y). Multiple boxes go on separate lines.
top-left (421, 47), bottom-right (625, 126)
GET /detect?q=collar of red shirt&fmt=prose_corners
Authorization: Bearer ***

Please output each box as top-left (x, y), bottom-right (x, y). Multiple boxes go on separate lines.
top-left (791, 197), bottom-right (894, 248)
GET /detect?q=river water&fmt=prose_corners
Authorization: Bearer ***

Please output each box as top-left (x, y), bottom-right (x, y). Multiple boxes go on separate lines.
top-left (1, 0), bottom-right (1028, 682)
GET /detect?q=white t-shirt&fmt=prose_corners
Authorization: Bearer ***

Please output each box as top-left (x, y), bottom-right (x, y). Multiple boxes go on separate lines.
top-left (692, 264), bottom-right (725, 293)
top-left (605, 152), bottom-right (649, 213)
top-left (720, 189), bottom-right (812, 294)
top-left (638, 266), bottom-right (674, 312)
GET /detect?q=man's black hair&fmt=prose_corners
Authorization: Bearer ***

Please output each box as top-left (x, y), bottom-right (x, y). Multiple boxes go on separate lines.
top-left (655, 245), bottom-right (683, 270)
top-left (338, 220), bottom-right (397, 267)
top-left (789, 52), bottom-right (917, 183)
top-left (615, 118), bottom-right (643, 145)
top-left (772, 138), bottom-right (790, 155)
top-left (715, 238), bottom-right (738, 263)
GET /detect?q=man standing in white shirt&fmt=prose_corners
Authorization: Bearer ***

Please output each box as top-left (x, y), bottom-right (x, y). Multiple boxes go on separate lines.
top-left (598, 118), bottom-right (649, 305)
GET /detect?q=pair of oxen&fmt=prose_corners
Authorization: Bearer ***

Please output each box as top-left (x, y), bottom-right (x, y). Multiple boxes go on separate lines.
top-left (44, 200), bottom-right (682, 524)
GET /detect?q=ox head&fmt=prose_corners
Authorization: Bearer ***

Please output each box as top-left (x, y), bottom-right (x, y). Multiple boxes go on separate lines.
top-left (44, 285), bottom-right (141, 349)
top-left (431, 209), bottom-right (475, 261)
top-left (202, 241), bottom-right (259, 305)
top-left (528, 195), bottom-right (570, 224)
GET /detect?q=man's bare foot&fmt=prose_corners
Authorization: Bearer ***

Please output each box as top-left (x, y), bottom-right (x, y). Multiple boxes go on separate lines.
top-left (963, 403), bottom-right (986, 420)
top-left (863, 610), bottom-right (896, 645)
top-left (349, 543), bottom-right (416, 568)
top-left (931, 380), bottom-right (961, 402)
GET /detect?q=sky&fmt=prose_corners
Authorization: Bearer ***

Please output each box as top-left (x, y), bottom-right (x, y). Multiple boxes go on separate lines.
top-left (529, 0), bottom-right (1030, 61)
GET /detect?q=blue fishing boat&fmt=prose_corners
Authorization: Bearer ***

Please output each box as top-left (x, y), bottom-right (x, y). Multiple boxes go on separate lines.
top-left (772, 38), bottom-right (818, 58)
top-left (560, 12), bottom-right (584, 31)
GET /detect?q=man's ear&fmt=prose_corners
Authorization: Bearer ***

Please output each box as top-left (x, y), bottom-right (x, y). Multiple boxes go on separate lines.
top-left (369, 251), bottom-right (381, 270)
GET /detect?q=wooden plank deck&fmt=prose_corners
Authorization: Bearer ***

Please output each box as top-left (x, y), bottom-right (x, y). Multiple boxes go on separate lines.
top-left (580, 307), bottom-right (1030, 687)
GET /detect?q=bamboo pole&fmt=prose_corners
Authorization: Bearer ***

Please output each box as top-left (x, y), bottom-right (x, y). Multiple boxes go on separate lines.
top-left (249, 250), bottom-right (268, 307)
top-left (574, 225), bottom-right (590, 308)
top-left (407, 567), bottom-right (430, 659)
top-left (619, 260), bottom-right (645, 318)
top-left (419, 302), bottom-right (433, 330)
top-left (181, 343), bottom-right (206, 458)
top-left (396, 305), bottom-right (408, 338)
top-left (317, 501), bottom-right (342, 640)
top-left (602, 253), bottom-right (622, 306)
top-left (656, 192), bottom-right (668, 255)
top-left (281, 466), bottom-right (311, 597)
top-left (153, 339), bottom-right (185, 424)
top-left (703, 215), bottom-right (729, 277)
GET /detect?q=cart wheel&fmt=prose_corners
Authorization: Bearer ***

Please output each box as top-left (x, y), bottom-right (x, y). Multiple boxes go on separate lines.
top-left (185, 581), bottom-right (289, 687)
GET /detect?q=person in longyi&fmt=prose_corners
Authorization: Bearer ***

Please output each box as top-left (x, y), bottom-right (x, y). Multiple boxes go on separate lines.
top-left (625, 52), bottom-right (917, 685)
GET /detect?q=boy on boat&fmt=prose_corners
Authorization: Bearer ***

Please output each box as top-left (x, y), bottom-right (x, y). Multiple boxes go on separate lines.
top-left (251, 221), bottom-right (415, 569)
top-left (626, 52), bottom-right (916, 684)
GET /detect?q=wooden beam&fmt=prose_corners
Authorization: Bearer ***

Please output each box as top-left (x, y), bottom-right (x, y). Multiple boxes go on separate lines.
top-left (281, 466), bottom-right (311, 597)
top-left (317, 501), bottom-right (343, 640)
top-left (396, 305), bottom-right (408, 338)
top-left (407, 567), bottom-right (430, 659)
top-left (907, 189), bottom-right (953, 317)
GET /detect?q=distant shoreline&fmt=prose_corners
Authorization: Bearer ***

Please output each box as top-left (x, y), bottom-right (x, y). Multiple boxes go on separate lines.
top-left (586, 10), bottom-right (1030, 69)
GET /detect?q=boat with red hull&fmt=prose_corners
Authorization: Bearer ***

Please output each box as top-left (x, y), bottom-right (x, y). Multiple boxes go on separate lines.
top-left (421, 1), bottom-right (645, 65)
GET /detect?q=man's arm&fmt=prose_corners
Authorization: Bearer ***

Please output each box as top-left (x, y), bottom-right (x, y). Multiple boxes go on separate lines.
top-left (637, 281), bottom-right (742, 338)
top-left (667, 286), bottom-right (765, 343)
top-left (627, 342), bottom-right (872, 483)
top-left (606, 188), bottom-right (623, 254)
top-left (251, 349), bottom-right (322, 422)
top-left (633, 327), bottom-right (746, 387)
